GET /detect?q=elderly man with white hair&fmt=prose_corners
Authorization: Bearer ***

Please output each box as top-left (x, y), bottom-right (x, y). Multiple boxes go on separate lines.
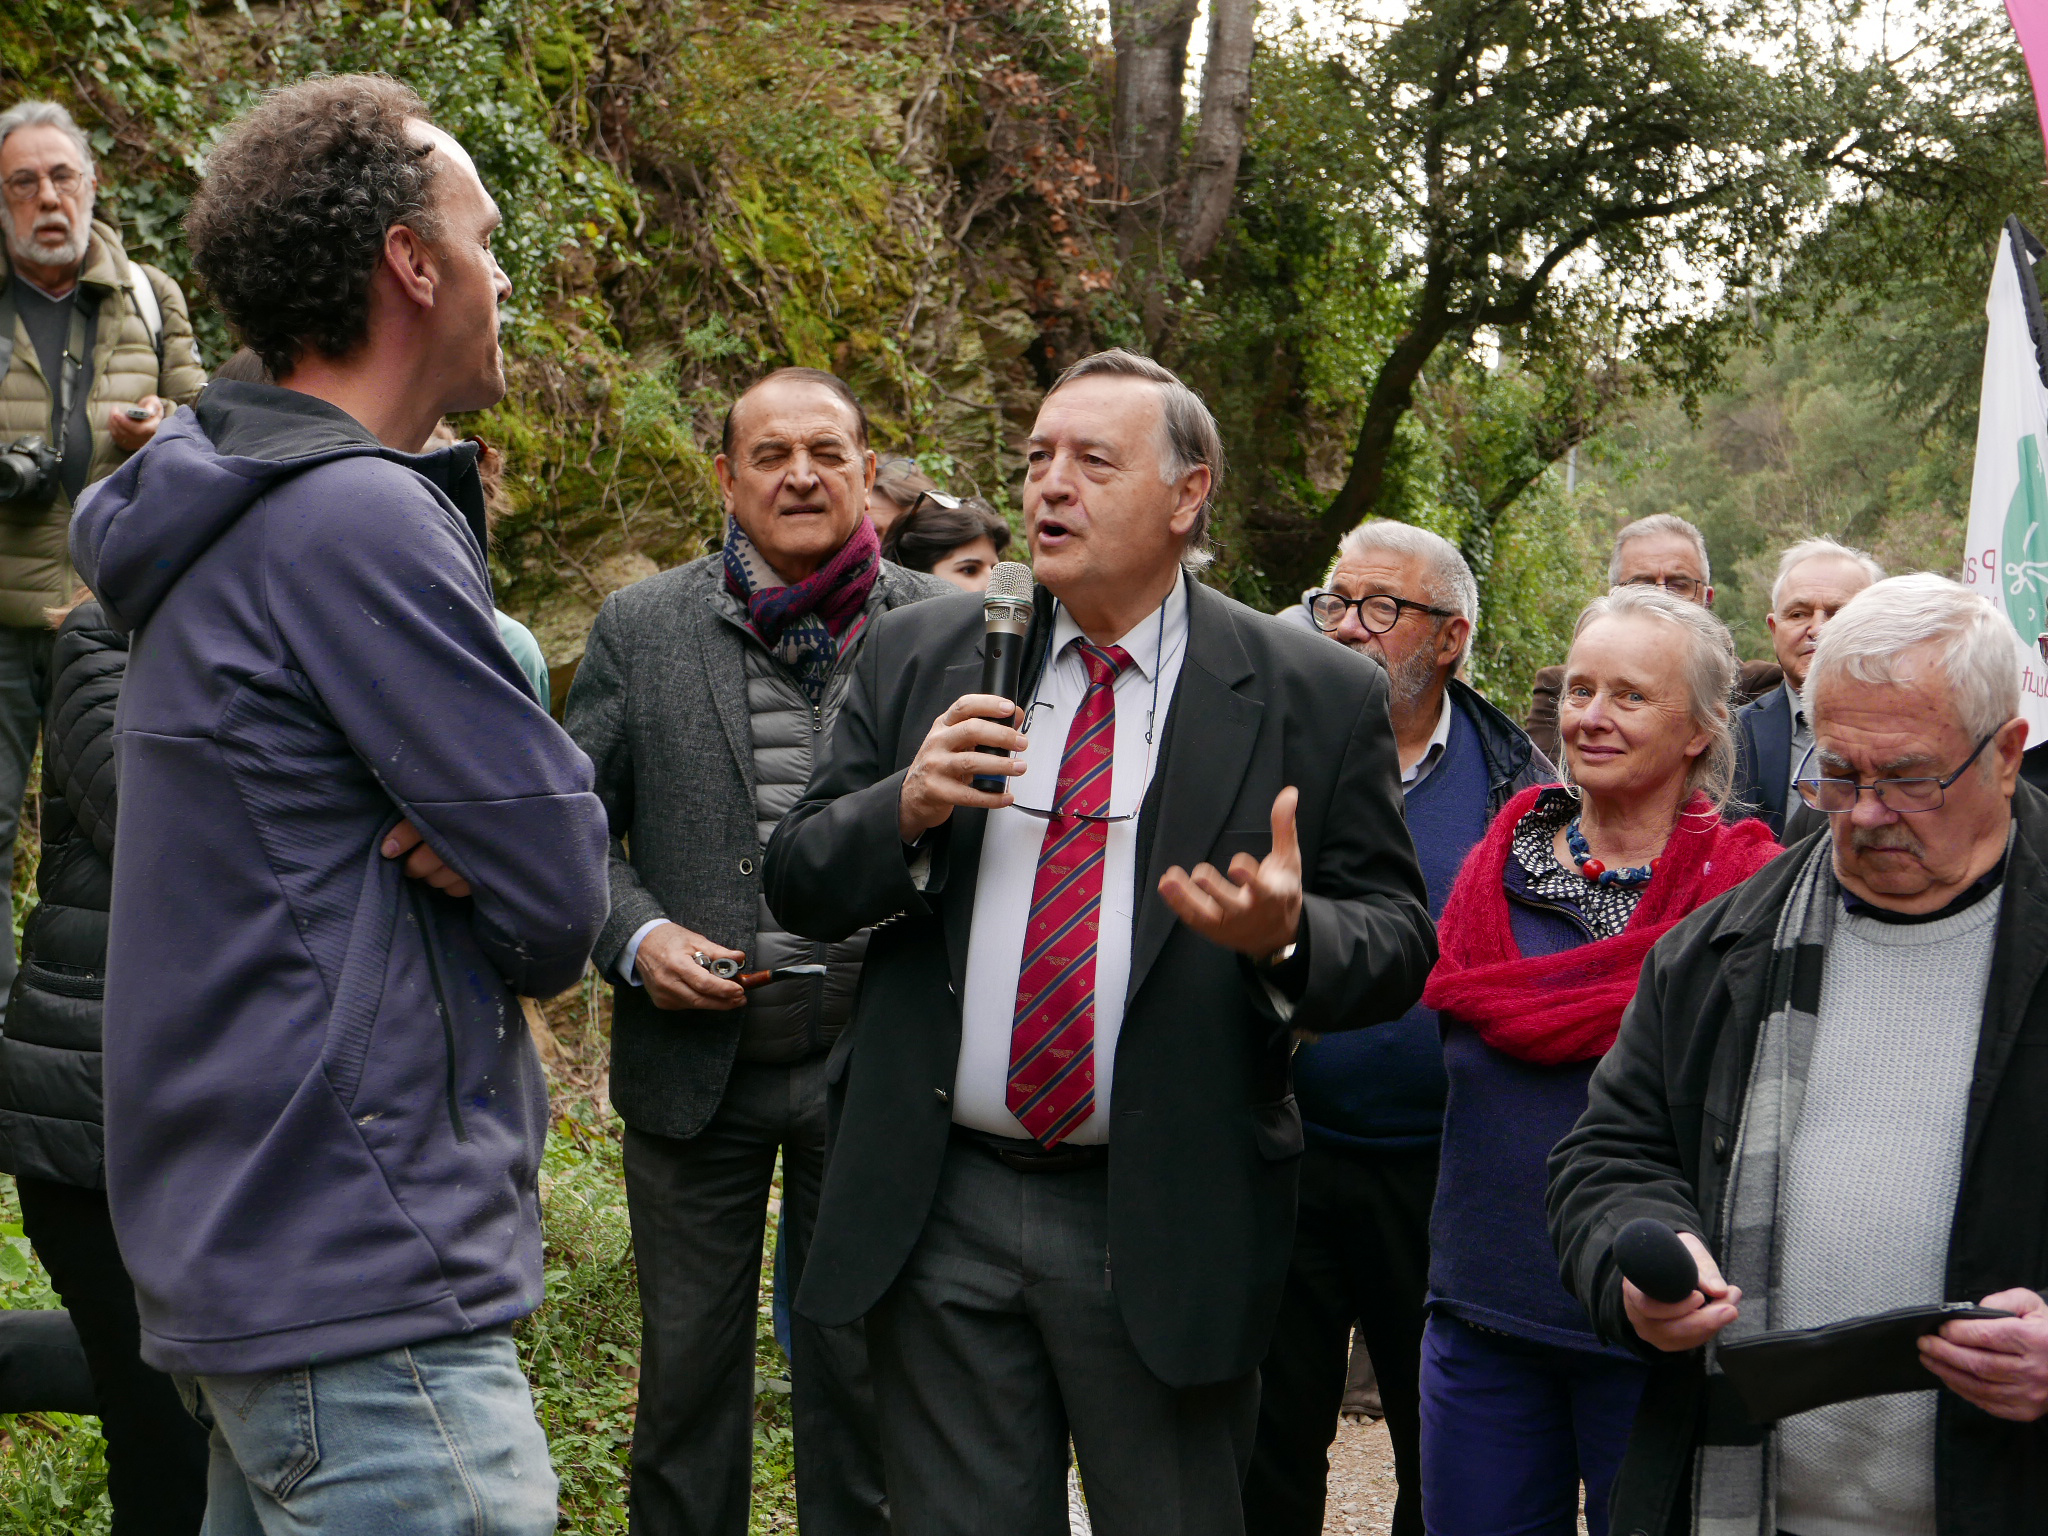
top-left (1549, 573), bottom-right (2048, 1536)
top-left (1733, 535), bottom-right (1884, 842)
top-left (1249, 519), bottom-right (1549, 1536)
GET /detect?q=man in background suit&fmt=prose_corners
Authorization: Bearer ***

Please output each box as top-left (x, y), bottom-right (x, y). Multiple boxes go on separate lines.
top-left (1732, 535), bottom-right (1882, 840)
top-left (565, 368), bottom-right (945, 1536)
top-left (764, 349), bottom-right (1437, 1536)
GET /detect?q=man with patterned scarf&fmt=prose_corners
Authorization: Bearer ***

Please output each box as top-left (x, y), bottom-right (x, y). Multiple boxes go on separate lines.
top-left (565, 367), bottom-right (949, 1536)
top-left (1548, 573), bottom-right (2048, 1536)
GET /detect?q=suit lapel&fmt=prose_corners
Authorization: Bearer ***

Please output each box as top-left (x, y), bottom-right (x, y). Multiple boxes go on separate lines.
top-left (688, 576), bottom-right (757, 794)
top-left (1757, 688), bottom-right (1792, 823)
top-left (1129, 582), bottom-right (1262, 1002)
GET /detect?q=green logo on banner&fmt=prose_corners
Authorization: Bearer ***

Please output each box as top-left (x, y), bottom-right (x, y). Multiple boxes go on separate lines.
top-left (2003, 434), bottom-right (2048, 646)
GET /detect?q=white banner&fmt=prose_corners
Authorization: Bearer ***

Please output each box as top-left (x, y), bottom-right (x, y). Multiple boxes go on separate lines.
top-left (1962, 220), bottom-right (2048, 738)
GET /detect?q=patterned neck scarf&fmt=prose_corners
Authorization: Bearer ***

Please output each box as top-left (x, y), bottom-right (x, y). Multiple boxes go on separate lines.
top-left (721, 513), bottom-right (881, 702)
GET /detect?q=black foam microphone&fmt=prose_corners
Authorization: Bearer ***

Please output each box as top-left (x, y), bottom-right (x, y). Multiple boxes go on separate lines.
top-left (970, 560), bottom-right (1035, 794)
top-left (1613, 1217), bottom-right (1700, 1304)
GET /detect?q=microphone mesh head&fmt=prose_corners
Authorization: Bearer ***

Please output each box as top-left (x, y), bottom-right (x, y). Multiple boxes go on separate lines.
top-left (984, 560), bottom-right (1035, 604)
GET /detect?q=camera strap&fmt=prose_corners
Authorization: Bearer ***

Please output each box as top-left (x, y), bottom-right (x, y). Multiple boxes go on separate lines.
top-left (0, 283), bottom-right (95, 468)
top-left (55, 296), bottom-right (91, 469)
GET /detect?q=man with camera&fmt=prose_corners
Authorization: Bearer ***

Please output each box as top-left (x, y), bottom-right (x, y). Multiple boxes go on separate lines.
top-left (0, 98), bottom-right (204, 1010)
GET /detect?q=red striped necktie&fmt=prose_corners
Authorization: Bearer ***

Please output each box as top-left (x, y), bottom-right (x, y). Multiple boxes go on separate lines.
top-left (1008, 641), bottom-right (1132, 1146)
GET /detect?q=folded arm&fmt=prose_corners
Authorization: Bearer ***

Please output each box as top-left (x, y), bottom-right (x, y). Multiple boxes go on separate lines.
top-left (273, 463), bottom-right (609, 997)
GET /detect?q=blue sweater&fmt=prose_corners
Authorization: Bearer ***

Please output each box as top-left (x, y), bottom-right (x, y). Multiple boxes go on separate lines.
top-left (1428, 848), bottom-right (1635, 1354)
top-left (1295, 697), bottom-right (1488, 1151)
top-left (71, 383), bottom-right (610, 1375)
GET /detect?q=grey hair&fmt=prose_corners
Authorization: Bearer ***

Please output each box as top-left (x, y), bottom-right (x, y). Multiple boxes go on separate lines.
top-left (1328, 518), bottom-right (1480, 667)
top-left (1570, 583), bottom-right (1740, 813)
top-left (1769, 535), bottom-right (1884, 612)
top-left (0, 101), bottom-right (94, 175)
top-left (1608, 513), bottom-right (1710, 586)
top-left (1803, 574), bottom-right (2025, 742)
top-left (1048, 349), bottom-right (1225, 572)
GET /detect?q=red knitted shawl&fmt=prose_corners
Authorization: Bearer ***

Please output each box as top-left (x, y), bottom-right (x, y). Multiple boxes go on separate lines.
top-left (1421, 787), bottom-right (1781, 1066)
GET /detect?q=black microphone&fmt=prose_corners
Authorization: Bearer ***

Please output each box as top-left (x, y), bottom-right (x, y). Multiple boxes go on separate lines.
top-left (971, 561), bottom-right (1035, 794)
top-left (1613, 1217), bottom-right (1700, 1304)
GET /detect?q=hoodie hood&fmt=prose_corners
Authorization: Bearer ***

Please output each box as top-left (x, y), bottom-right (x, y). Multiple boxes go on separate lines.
top-left (73, 380), bottom-right (486, 633)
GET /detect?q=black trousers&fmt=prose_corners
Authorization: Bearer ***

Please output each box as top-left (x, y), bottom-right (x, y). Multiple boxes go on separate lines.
top-left (1244, 1141), bottom-right (1438, 1536)
top-left (15, 1175), bottom-right (210, 1536)
top-left (622, 1055), bottom-right (886, 1536)
top-left (867, 1136), bottom-right (1260, 1536)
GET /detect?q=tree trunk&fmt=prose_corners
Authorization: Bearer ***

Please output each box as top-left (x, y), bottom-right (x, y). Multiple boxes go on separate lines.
top-left (1320, 275), bottom-right (1458, 539)
top-left (1110, 0), bottom-right (1199, 216)
top-left (1178, 0), bottom-right (1257, 269)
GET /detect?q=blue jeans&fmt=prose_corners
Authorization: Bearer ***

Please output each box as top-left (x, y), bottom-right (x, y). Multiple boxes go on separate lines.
top-left (175, 1327), bottom-right (557, 1535)
top-left (1418, 1312), bottom-right (1645, 1536)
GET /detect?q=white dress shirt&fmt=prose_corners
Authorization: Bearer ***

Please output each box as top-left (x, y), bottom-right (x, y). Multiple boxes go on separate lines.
top-left (951, 578), bottom-right (1191, 1144)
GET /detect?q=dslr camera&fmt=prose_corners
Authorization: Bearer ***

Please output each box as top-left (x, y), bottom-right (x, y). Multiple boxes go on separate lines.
top-left (0, 436), bottom-right (59, 505)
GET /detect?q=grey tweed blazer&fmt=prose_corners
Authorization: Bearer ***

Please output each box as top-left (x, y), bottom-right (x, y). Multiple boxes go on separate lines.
top-left (564, 553), bottom-right (951, 1138)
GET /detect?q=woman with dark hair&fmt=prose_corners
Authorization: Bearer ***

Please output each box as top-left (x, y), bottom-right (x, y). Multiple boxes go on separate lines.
top-left (1415, 585), bottom-right (1780, 1536)
top-left (880, 494), bottom-right (1010, 592)
top-left (866, 455), bottom-right (937, 537)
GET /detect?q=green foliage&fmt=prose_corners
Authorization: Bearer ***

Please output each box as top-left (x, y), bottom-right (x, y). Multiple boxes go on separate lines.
top-left (1579, 314), bottom-right (1973, 659)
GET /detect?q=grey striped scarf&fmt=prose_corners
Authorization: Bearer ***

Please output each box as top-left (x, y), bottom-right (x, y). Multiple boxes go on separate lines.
top-left (1693, 835), bottom-right (1836, 1536)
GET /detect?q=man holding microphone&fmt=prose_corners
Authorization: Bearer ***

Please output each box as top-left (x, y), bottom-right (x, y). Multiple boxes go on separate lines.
top-left (764, 349), bottom-right (1436, 1536)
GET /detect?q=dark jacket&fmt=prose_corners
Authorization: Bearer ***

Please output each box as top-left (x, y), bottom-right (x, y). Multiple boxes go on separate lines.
top-left (0, 602), bottom-right (123, 1188)
top-left (563, 555), bottom-right (947, 1139)
top-left (1450, 675), bottom-right (1553, 818)
top-left (69, 382), bottom-right (609, 1376)
top-left (1546, 785), bottom-right (2048, 1536)
top-left (764, 575), bottom-right (1437, 1387)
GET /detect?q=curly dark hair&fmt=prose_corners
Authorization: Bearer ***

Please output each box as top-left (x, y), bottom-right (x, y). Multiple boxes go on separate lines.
top-left (185, 75), bottom-right (442, 378)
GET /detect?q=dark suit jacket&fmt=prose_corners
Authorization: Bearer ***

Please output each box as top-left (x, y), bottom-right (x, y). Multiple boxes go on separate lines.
top-left (564, 555), bottom-right (945, 1139)
top-left (763, 576), bottom-right (1436, 1387)
top-left (1732, 682), bottom-right (1793, 839)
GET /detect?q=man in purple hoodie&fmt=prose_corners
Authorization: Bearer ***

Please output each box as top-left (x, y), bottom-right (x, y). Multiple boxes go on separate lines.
top-left (69, 76), bottom-right (608, 1533)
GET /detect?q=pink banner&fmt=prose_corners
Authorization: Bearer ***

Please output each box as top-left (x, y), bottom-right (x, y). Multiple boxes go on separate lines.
top-left (2009, 0), bottom-right (2048, 162)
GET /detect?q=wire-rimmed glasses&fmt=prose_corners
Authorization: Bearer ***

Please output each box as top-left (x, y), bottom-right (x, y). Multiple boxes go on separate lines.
top-left (1793, 731), bottom-right (1998, 815)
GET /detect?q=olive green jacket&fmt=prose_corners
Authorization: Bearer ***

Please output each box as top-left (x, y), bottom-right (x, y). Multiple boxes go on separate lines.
top-left (0, 220), bottom-right (206, 626)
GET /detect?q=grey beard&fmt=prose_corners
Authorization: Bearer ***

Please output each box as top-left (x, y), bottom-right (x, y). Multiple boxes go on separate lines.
top-left (1385, 642), bottom-right (1443, 717)
top-left (4, 208), bottom-right (91, 276)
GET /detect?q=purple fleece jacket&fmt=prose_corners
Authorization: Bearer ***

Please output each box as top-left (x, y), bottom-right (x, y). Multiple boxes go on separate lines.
top-left (70, 381), bottom-right (609, 1375)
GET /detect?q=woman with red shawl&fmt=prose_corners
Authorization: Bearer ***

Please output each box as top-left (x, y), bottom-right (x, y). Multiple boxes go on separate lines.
top-left (1415, 586), bottom-right (1781, 1536)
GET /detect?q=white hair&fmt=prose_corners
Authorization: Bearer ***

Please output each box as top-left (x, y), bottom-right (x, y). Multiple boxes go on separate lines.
top-left (1608, 513), bottom-right (1710, 586)
top-left (1571, 583), bottom-right (1740, 811)
top-left (1769, 535), bottom-right (1884, 611)
top-left (1327, 518), bottom-right (1479, 666)
top-left (0, 100), bottom-right (94, 174)
top-left (1803, 574), bottom-right (2025, 741)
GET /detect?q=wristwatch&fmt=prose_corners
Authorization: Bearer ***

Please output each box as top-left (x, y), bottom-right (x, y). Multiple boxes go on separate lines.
top-left (1255, 941), bottom-right (1298, 970)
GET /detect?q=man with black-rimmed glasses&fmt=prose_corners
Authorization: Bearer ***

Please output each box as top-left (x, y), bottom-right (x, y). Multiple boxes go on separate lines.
top-left (1248, 520), bottom-right (1549, 1536)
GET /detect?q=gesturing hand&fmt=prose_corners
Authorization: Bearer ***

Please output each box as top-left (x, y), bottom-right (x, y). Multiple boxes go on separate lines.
top-left (1157, 786), bottom-right (1304, 960)
top-left (634, 922), bottom-right (747, 1013)
top-left (1624, 1232), bottom-right (1742, 1352)
top-left (1919, 1288), bottom-right (2048, 1421)
top-left (382, 818), bottom-right (472, 898)
top-left (898, 693), bottom-right (1027, 844)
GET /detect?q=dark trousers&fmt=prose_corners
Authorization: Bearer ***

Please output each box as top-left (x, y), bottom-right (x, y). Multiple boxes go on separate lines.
top-left (866, 1136), bottom-right (1260, 1536)
top-left (15, 1175), bottom-right (209, 1536)
top-left (622, 1056), bottom-right (886, 1536)
top-left (1418, 1313), bottom-right (1645, 1536)
top-left (1245, 1140), bottom-right (1437, 1536)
